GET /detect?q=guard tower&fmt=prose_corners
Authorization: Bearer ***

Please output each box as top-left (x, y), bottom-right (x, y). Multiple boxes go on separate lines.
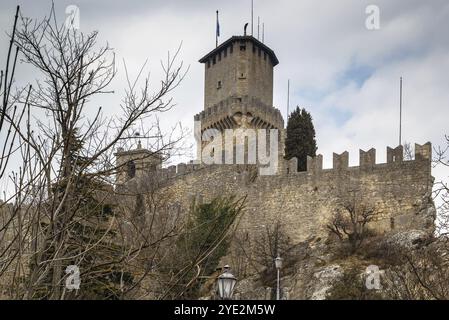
top-left (114, 141), bottom-right (163, 184)
top-left (194, 35), bottom-right (284, 133)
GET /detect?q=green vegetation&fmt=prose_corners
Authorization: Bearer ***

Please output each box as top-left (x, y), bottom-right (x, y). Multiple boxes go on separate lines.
top-left (284, 107), bottom-right (317, 171)
top-left (162, 196), bottom-right (245, 299)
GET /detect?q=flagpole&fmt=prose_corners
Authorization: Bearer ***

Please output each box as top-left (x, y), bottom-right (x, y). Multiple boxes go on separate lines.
top-left (399, 77), bottom-right (402, 146)
top-left (216, 10), bottom-right (219, 47)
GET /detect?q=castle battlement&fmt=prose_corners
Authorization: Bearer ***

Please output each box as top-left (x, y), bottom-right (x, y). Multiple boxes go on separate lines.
top-left (289, 142), bottom-right (432, 174)
top-left (144, 142), bottom-right (432, 185)
top-left (194, 95), bottom-right (284, 131)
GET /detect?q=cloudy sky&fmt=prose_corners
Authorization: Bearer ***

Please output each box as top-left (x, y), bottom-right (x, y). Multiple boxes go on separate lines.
top-left (1, 0), bottom-right (448, 198)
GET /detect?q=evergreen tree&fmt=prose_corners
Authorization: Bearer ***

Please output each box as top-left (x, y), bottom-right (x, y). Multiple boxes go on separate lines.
top-left (285, 107), bottom-right (317, 171)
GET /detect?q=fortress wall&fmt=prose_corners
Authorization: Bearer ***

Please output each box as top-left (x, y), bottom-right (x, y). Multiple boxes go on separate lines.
top-left (134, 143), bottom-right (434, 244)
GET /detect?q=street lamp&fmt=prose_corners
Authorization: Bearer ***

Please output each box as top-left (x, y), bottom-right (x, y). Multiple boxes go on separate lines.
top-left (216, 265), bottom-right (237, 300)
top-left (275, 254), bottom-right (283, 300)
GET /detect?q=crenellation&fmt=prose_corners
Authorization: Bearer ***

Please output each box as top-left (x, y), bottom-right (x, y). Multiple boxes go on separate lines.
top-left (360, 148), bottom-right (376, 168)
top-left (387, 145), bottom-right (404, 163)
top-left (121, 143), bottom-right (434, 186)
top-left (186, 163), bottom-right (195, 172)
top-left (307, 154), bottom-right (323, 173)
top-left (167, 165), bottom-right (176, 177)
top-left (415, 142), bottom-right (432, 161)
top-left (177, 163), bottom-right (187, 175)
top-left (288, 157), bottom-right (298, 174)
top-left (194, 95), bottom-right (284, 133)
top-left (157, 168), bottom-right (168, 180)
top-left (151, 142), bottom-right (432, 181)
top-left (333, 151), bottom-right (349, 170)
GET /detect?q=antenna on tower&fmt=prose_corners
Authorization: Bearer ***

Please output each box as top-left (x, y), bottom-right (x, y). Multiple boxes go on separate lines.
top-left (399, 77), bottom-right (403, 146)
top-left (262, 22), bottom-right (264, 42)
top-left (216, 10), bottom-right (220, 48)
top-left (257, 16), bottom-right (260, 39)
top-left (251, 0), bottom-right (254, 36)
top-left (287, 79), bottom-right (290, 120)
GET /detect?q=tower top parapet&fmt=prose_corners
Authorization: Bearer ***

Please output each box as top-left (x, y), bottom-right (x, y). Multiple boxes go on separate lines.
top-left (199, 35), bottom-right (279, 66)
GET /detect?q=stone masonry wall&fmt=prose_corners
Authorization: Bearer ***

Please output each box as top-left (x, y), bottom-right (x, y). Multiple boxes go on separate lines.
top-left (128, 142), bottom-right (435, 245)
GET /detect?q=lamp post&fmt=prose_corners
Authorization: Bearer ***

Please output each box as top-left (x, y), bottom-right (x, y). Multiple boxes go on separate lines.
top-left (216, 265), bottom-right (237, 300)
top-left (275, 254), bottom-right (283, 300)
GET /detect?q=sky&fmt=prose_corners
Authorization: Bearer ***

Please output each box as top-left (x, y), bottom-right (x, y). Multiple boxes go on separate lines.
top-left (1, 0), bottom-right (449, 206)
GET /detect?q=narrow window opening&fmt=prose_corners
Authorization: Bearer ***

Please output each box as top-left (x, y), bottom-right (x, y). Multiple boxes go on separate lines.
top-left (127, 161), bottom-right (136, 178)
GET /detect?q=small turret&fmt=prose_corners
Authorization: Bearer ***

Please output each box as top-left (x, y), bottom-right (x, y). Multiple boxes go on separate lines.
top-left (114, 144), bottom-right (163, 184)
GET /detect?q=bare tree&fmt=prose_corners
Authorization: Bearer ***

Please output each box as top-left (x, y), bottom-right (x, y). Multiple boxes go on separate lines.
top-left (0, 6), bottom-right (20, 182)
top-left (0, 4), bottom-right (187, 299)
top-left (382, 238), bottom-right (449, 300)
top-left (434, 135), bottom-right (449, 236)
top-left (253, 221), bottom-right (292, 275)
top-left (327, 193), bottom-right (377, 253)
top-left (403, 141), bottom-right (414, 161)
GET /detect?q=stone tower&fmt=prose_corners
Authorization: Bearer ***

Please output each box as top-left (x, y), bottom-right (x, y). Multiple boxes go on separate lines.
top-left (194, 35), bottom-right (285, 167)
top-left (194, 35), bottom-right (284, 133)
top-left (114, 141), bottom-right (163, 184)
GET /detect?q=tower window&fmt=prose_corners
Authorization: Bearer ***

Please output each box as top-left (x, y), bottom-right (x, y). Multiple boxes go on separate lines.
top-left (224, 48), bottom-right (227, 57)
top-left (213, 57), bottom-right (216, 65)
top-left (217, 81), bottom-right (222, 89)
top-left (240, 40), bottom-right (246, 51)
top-left (218, 52), bottom-right (221, 61)
top-left (230, 45), bottom-right (233, 54)
top-left (127, 160), bottom-right (136, 178)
